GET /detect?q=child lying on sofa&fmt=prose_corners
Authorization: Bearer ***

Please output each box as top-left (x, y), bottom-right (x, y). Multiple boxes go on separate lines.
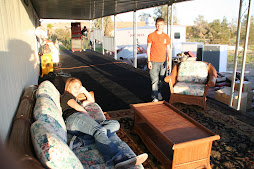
top-left (60, 77), bottom-right (148, 169)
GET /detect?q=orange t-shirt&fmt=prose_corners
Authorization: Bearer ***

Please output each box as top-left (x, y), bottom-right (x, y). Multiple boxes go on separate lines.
top-left (147, 31), bottom-right (171, 62)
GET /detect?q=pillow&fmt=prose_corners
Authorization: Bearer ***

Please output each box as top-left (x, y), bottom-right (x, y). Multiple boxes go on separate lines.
top-left (36, 80), bottom-right (62, 112)
top-left (177, 61), bottom-right (208, 84)
top-left (31, 121), bottom-right (83, 169)
top-left (34, 97), bottom-right (67, 142)
top-left (84, 103), bottom-right (106, 121)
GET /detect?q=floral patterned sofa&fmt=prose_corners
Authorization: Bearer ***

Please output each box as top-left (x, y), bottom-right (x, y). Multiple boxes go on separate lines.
top-left (8, 80), bottom-right (143, 169)
top-left (165, 61), bottom-right (217, 110)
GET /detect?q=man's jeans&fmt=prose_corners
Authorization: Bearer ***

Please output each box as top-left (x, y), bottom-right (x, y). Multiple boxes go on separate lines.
top-left (149, 61), bottom-right (166, 100)
top-left (82, 37), bottom-right (89, 50)
top-left (65, 112), bottom-right (127, 165)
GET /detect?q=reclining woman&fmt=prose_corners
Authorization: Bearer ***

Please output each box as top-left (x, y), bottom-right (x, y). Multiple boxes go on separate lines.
top-left (60, 78), bottom-right (148, 169)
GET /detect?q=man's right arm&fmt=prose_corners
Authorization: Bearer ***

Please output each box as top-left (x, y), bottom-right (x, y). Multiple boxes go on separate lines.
top-left (147, 43), bottom-right (152, 69)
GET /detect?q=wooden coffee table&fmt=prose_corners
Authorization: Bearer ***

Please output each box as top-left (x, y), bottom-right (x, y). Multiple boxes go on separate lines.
top-left (130, 101), bottom-right (220, 169)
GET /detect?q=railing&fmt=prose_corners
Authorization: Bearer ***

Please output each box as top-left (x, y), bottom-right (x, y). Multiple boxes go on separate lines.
top-left (91, 28), bottom-right (103, 42)
top-left (103, 36), bottom-right (114, 52)
top-left (90, 28), bottom-right (115, 52)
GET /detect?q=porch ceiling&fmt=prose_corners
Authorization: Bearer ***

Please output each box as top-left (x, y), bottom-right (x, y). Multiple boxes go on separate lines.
top-left (30, 0), bottom-right (191, 20)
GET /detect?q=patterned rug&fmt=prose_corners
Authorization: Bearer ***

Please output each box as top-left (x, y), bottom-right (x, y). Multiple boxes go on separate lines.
top-left (104, 102), bottom-right (254, 169)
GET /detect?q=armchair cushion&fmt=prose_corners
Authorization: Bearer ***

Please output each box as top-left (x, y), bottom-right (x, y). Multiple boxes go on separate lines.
top-left (174, 82), bottom-right (206, 96)
top-left (177, 61), bottom-right (208, 84)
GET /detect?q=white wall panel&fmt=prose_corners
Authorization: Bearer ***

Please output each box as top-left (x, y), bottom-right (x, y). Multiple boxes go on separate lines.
top-left (0, 0), bottom-right (39, 142)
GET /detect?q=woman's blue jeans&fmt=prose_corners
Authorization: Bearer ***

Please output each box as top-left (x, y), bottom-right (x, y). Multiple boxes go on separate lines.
top-left (149, 61), bottom-right (166, 99)
top-left (65, 112), bottom-right (126, 165)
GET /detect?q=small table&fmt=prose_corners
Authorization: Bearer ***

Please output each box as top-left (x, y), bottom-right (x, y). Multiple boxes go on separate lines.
top-left (130, 101), bottom-right (220, 169)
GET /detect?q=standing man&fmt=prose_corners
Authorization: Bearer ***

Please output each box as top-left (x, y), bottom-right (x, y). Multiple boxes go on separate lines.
top-left (81, 26), bottom-right (89, 50)
top-left (147, 18), bottom-right (171, 102)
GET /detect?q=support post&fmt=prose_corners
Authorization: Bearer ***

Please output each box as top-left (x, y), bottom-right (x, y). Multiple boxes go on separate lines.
top-left (102, 17), bottom-right (104, 55)
top-left (169, 3), bottom-right (173, 72)
top-left (133, 11), bottom-right (137, 68)
top-left (89, 20), bottom-right (92, 50)
top-left (167, 4), bottom-right (170, 34)
top-left (93, 20), bottom-right (95, 51)
top-left (229, 0), bottom-right (243, 107)
top-left (114, 14), bottom-right (117, 60)
top-left (236, 0), bottom-right (253, 111)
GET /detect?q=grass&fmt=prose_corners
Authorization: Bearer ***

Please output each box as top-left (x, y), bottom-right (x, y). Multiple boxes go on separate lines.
top-left (227, 45), bottom-right (254, 70)
top-left (227, 45), bottom-right (254, 63)
top-left (94, 43), bottom-right (108, 54)
top-left (95, 43), bottom-right (103, 53)
top-left (59, 45), bottom-right (68, 50)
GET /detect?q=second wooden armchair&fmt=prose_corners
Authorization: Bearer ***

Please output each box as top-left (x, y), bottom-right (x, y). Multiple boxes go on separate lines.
top-left (164, 61), bottom-right (217, 110)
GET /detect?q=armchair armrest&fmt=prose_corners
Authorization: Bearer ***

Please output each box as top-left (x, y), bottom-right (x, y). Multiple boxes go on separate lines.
top-left (207, 64), bottom-right (217, 87)
top-left (164, 64), bottom-right (178, 85)
top-left (164, 64), bottom-right (178, 93)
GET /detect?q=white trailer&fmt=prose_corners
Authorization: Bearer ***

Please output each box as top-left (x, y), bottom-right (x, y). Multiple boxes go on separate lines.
top-left (116, 25), bottom-right (186, 50)
top-left (116, 24), bottom-right (188, 66)
top-left (91, 21), bottom-right (203, 67)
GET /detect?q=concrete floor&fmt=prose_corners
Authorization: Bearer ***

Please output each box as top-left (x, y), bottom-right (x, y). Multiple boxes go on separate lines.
top-left (48, 50), bottom-right (253, 119)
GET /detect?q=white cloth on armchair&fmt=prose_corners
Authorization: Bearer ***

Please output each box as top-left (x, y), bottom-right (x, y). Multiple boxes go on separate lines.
top-left (174, 61), bottom-right (209, 96)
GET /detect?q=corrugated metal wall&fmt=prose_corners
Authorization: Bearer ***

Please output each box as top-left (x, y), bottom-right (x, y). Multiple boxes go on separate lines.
top-left (0, 0), bottom-right (39, 142)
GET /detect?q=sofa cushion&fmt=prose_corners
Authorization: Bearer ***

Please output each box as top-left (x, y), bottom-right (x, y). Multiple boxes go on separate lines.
top-left (34, 96), bottom-right (67, 142)
top-left (72, 133), bottom-right (143, 169)
top-left (31, 120), bottom-right (83, 169)
top-left (177, 61), bottom-right (208, 84)
top-left (174, 82), bottom-right (206, 96)
top-left (36, 80), bottom-right (62, 112)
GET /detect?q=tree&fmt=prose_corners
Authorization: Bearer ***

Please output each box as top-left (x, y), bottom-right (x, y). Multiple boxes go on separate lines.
top-left (94, 16), bottom-right (114, 36)
top-left (241, 15), bottom-right (254, 44)
top-left (248, 17), bottom-right (254, 44)
top-left (153, 5), bottom-right (178, 24)
top-left (54, 28), bottom-right (71, 49)
top-left (208, 19), bottom-right (221, 43)
top-left (94, 18), bottom-right (102, 29)
top-left (104, 17), bottom-right (114, 36)
top-left (220, 17), bottom-right (231, 44)
top-left (229, 18), bottom-right (238, 39)
top-left (47, 24), bottom-right (53, 39)
top-left (54, 28), bottom-right (71, 41)
top-left (193, 15), bottom-right (210, 42)
top-left (138, 12), bottom-right (151, 21)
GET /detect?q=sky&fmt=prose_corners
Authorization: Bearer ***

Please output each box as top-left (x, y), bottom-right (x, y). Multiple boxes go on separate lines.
top-left (116, 0), bottom-right (254, 25)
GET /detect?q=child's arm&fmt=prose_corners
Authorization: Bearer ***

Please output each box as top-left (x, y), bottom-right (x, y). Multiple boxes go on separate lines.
top-left (80, 86), bottom-right (95, 107)
top-left (67, 99), bottom-right (89, 115)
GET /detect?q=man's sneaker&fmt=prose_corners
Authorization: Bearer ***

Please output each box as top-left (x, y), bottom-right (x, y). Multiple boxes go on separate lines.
top-left (152, 98), bottom-right (159, 102)
top-left (115, 153), bottom-right (148, 169)
top-left (158, 93), bottom-right (163, 101)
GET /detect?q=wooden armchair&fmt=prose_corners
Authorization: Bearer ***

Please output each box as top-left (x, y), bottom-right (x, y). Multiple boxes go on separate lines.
top-left (165, 61), bottom-right (217, 110)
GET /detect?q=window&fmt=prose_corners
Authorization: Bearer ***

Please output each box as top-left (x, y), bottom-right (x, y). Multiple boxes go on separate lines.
top-left (174, 32), bottom-right (180, 39)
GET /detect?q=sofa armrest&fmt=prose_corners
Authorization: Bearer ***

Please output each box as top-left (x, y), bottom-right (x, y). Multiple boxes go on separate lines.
top-left (207, 64), bottom-right (217, 87)
top-left (8, 85), bottom-right (44, 169)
